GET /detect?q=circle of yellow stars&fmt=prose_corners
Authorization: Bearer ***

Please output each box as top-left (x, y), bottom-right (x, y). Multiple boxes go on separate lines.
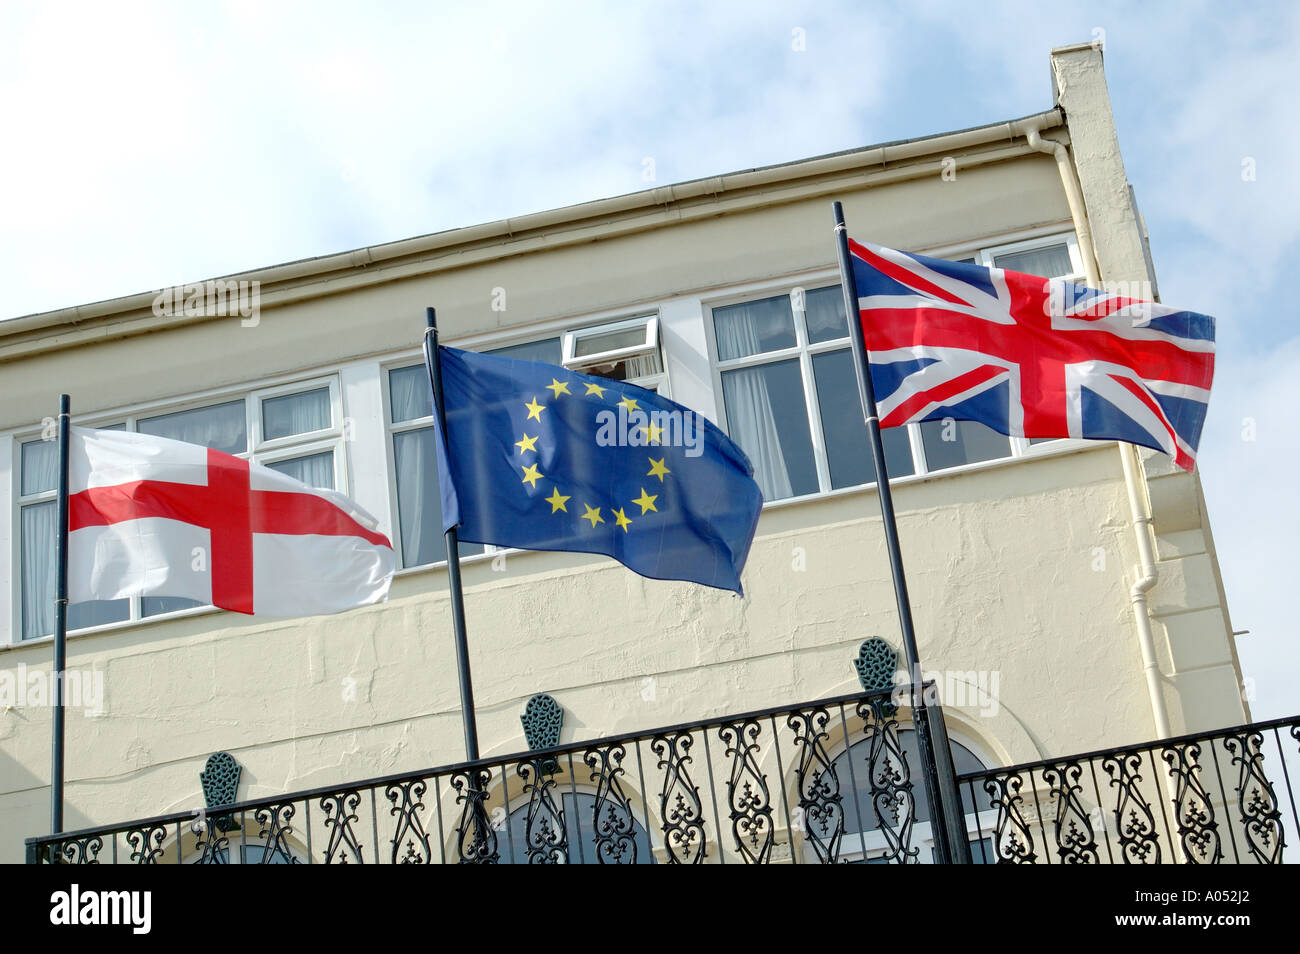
top-left (513, 377), bottom-right (673, 533)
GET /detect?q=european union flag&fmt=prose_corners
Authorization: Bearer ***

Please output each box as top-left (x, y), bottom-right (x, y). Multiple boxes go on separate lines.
top-left (430, 346), bottom-right (763, 593)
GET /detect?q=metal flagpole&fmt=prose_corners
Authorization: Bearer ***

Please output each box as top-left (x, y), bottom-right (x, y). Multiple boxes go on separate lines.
top-left (422, 308), bottom-right (481, 762)
top-left (830, 202), bottom-right (971, 864)
top-left (51, 393), bottom-right (71, 837)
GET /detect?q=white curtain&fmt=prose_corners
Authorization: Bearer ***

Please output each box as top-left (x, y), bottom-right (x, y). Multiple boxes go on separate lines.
top-left (20, 501), bottom-right (55, 639)
top-left (994, 243), bottom-right (1073, 279)
top-left (21, 438), bottom-right (58, 494)
top-left (393, 428), bottom-right (441, 567)
top-left (263, 388), bottom-right (331, 440)
top-left (390, 366), bottom-right (431, 423)
top-left (717, 311), bottom-right (794, 501)
top-left (266, 452), bottom-right (334, 490)
top-left (138, 400), bottom-right (246, 454)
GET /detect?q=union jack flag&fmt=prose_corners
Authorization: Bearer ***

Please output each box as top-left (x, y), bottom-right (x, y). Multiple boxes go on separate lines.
top-left (849, 238), bottom-right (1215, 471)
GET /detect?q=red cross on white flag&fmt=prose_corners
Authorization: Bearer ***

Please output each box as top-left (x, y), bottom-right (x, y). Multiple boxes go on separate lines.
top-left (67, 427), bottom-right (395, 617)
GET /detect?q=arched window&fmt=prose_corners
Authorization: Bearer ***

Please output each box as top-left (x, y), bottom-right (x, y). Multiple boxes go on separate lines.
top-left (813, 728), bottom-right (996, 864)
top-left (501, 791), bottom-right (656, 864)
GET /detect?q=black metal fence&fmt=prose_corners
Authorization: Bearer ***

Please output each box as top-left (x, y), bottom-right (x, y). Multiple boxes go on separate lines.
top-left (958, 715), bottom-right (1300, 864)
top-left (27, 696), bottom-right (1300, 864)
top-left (26, 686), bottom-right (934, 864)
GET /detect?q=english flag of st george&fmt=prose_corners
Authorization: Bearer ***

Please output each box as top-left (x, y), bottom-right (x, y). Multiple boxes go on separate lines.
top-left (848, 238), bottom-right (1215, 470)
top-left (67, 427), bottom-right (395, 615)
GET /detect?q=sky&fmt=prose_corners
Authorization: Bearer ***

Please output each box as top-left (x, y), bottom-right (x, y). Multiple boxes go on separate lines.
top-left (1, 1), bottom-right (1296, 721)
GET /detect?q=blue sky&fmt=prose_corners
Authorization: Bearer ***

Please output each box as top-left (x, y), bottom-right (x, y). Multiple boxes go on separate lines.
top-left (2, 1), bottom-right (1296, 719)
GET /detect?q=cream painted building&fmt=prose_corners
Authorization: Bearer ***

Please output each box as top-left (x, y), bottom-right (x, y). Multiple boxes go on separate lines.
top-left (0, 45), bottom-right (1256, 864)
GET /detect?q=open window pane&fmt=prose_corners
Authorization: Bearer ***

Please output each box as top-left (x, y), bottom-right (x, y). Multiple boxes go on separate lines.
top-left (714, 295), bottom-right (796, 361)
top-left (812, 349), bottom-right (914, 487)
top-left (139, 400), bottom-right (246, 455)
top-left (920, 419), bottom-right (1011, 471)
top-left (20, 501), bottom-right (128, 639)
top-left (573, 326), bottom-right (646, 357)
top-left (392, 427), bottom-right (483, 567)
top-left (720, 358), bottom-right (817, 501)
top-left (993, 243), bottom-right (1073, 278)
top-left (262, 387), bottom-right (331, 440)
top-left (266, 452), bottom-right (335, 490)
top-left (804, 285), bottom-right (850, 344)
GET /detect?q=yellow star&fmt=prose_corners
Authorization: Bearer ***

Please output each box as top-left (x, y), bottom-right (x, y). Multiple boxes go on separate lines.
top-left (584, 382), bottom-right (607, 398)
top-left (581, 504), bottom-right (604, 528)
top-left (546, 378), bottom-right (571, 398)
top-left (647, 457), bottom-right (671, 481)
top-left (521, 463), bottom-right (543, 488)
top-left (632, 488), bottom-right (658, 514)
top-left (617, 395), bottom-right (639, 412)
top-left (515, 433), bottom-right (539, 454)
top-left (639, 420), bottom-right (664, 444)
top-left (524, 397), bottom-right (545, 421)
top-left (612, 507), bottom-right (632, 532)
top-left (545, 487), bottom-right (570, 513)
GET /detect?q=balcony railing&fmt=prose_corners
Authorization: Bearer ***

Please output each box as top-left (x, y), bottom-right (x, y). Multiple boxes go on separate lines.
top-left (27, 686), bottom-right (933, 864)
top-left (957, 715), bottom-right (1300, 864)
top-left (25, 689), bottom-right (1300, 864)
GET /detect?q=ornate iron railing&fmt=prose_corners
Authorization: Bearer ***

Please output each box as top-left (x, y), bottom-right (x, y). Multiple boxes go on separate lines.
top-left (26, 685), bottom-right (937, 864)
top-left (958, 715), bottom-right (1300, 864)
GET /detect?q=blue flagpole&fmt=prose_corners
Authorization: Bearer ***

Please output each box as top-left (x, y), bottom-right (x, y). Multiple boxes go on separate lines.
top-left (422, 308), bottom-right (481, 763)
top-left (830, 202), bottom-right (971, 864)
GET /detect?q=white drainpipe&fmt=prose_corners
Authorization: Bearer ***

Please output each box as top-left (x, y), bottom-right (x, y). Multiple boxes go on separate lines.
top-left (1024, 126), bottom-right (1172, 739)
top-left (1119, 442), bottom-right (1172, 738)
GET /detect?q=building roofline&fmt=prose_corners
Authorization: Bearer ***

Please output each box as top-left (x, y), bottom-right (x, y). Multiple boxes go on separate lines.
top-left (1, 108), bottom-right (1063, 341)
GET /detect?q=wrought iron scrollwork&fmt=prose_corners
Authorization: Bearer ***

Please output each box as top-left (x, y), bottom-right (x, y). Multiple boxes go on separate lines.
top-left (386, 778), bottom-right (432, 864)
top-left (717, 719), bottom-right (774, 864)
top-left (983, 772), bottom-right (1037, 863)
top-left (319, 790), bottom-right (365, 864)
top-left (584, 743), bottom-right (639, 864)
top-left (789, 707), bottom-right (844, 864)
top-left (517, 758), bottom-right (567, 864)
top-left (125, 823), bottom-right (168, 864)
top-left (1100, 751), bottom-right (1160, 864)
top-left (190, 813), bottom-right (229, 865)
top-left (1223, 731), bottom-right (1284, 864)
top-left (53, 834), bottom-right (104, 865)
top-left (651, 730), bottom-right (707, 864)
top-left (451, 768), bottom-right (498, 864)
top-left (253, 802), bottom-right (300, 864)
top-left (1040, 761), bottom-right (1099, 863)
top-left (858, 695), bottom-right (918, 863)
top-left (1160, 741), bottom-right (1222, 864)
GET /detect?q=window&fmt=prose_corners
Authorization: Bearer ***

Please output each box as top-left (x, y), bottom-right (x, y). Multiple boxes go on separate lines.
top-left (710, 235), bottom-right (1086, 500)
top-left (812, 729), bottom-right (995, 864)
top-left (17, 430), bottom-right (130, 640)
top-left (710, 284), bottom-right (914, 502)
top-left (15, 379), bottom-right (344, 639)
top-left (501, 790), bottom-right (656, 864)
top-left (386, 338), bottom-right (562, 569)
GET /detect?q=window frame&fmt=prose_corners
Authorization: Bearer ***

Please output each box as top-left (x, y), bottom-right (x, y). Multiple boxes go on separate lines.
top-left (705, 232), bottom-right (1095, 504)
top-left (381, 318), bottom-right (674, 575)
top-left (9, 374), bottom-right (348, 645)
top-left (805, 725), bottom-right (1000, 865)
